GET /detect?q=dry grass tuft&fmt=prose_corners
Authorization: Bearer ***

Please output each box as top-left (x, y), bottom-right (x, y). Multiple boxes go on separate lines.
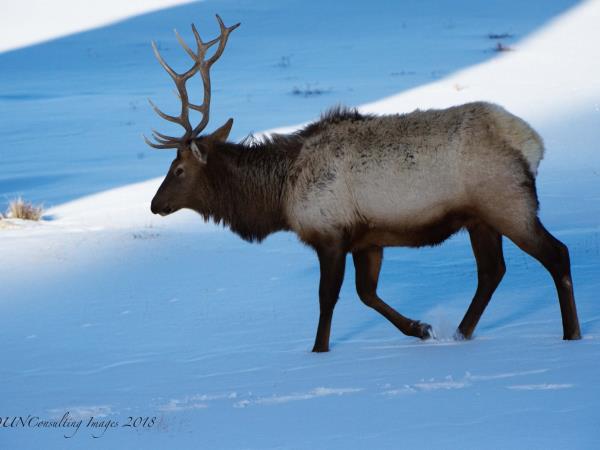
top-left (6, 197), bottom-right (44, 221)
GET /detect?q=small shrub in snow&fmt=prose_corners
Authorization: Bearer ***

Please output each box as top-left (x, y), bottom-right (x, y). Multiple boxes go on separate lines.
top-left (6, 197), bottom-right (43, 221)
top-left (291, 84), bottom-right (331, 97)
top-left (276, 56), bottom-right (291, 68)
top-left (488, 32), bottom-right (514, 39)
top-left (494, 42), bottom-right (513, 52)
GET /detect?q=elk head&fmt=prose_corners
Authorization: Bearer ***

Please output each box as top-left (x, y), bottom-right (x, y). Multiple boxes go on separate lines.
top-left (145, 15), bottom-right (239, 216)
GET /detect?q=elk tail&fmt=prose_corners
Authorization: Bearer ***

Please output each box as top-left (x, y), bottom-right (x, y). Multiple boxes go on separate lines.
top-left (488, 104), bottom-right (545, 177)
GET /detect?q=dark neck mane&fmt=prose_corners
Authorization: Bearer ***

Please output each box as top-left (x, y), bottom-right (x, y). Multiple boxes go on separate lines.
top-left (195, 107), bottom-right (365, 241)
top-left (200, 136), bottom-right (300, 242)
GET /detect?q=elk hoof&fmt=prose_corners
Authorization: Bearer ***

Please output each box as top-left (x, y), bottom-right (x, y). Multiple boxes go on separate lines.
top-left (454, 330), bottom-right (470, 341)
top-left (563, 329), bottom-right (582, 340)
top-left (413, 321), bottom-right (434, 340)
top-left (311, 344), bottom-right (330, 353)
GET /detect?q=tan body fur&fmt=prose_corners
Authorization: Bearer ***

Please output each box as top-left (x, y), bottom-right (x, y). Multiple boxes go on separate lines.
top-left (286, 102), bottom-right (541, 250)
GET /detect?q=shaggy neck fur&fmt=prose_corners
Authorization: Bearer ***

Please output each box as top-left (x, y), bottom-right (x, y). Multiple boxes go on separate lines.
top-left (192, 107), bottom-right (366, 241)
top-left (198, 139), bottom-right (299, 242)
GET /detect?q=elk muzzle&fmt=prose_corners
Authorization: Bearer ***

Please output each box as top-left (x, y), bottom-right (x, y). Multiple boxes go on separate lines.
top-left (150, 195), bottom-right (173, 216)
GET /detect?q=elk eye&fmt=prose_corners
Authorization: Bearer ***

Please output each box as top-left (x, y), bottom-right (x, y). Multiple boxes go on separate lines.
top-left (174, 167), bottom-right (184, 177)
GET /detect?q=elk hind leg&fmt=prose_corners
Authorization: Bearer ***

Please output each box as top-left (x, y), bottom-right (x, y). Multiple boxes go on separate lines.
top-left (486, 184), bottom-right (582, 340)
top-left (503, 217), bottom-right (581, 340)
top-left (457, 223), bottom-right (506, 339)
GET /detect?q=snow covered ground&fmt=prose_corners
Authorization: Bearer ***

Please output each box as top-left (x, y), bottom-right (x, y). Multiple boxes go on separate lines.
top-left (1, 0), bottom-right (599, 449)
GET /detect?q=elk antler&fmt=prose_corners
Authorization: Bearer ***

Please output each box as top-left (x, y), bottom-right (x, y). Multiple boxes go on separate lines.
top-left (144, 15), bottom-right (240, 149)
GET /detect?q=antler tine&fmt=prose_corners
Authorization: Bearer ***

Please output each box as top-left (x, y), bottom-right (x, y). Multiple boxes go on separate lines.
top-left (143, 134), bottom-right (179, 149)
top-left (151, 41), bottom-right (178, 81)
top-left (188, 103), bottom-right (206, 112)
top-left (190, 15), bottom-right (240, 136)
top-left (148, 98), bottom-right (182, 124)
top-left (143, 127), bottom-right (183, 147)
top-left (152, 129), bottom-right (181, 142)
top-left (150, 40), bottom-right (194, 136)
top-left (174, 29), bottom-right (196, 60)
top-left (190, 24), bottom-right (217, 57)
top-left (206, 15), bottom-right (240, 66)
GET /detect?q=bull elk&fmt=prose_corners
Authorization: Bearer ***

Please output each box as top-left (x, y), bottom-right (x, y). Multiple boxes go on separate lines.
top-left (146, 16), bottom-right (581, 352)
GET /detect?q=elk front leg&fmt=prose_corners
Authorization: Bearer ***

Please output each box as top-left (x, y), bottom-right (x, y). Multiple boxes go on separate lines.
top-left (312, 244), bottom-right (347, 353)
top-left (352, 247), bottom-right (433, 339)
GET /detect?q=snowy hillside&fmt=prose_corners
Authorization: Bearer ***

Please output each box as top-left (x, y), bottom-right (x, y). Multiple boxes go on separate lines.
top-left (0, 0), bottom-right (581, 211)
top-left (1, 0), bottom-right (599, 449)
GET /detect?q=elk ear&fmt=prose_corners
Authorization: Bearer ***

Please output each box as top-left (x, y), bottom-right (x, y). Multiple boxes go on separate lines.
top-left (190, 140), bottom-right (208, 164)
top-left (210, 118), bottom-right (234, 142)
